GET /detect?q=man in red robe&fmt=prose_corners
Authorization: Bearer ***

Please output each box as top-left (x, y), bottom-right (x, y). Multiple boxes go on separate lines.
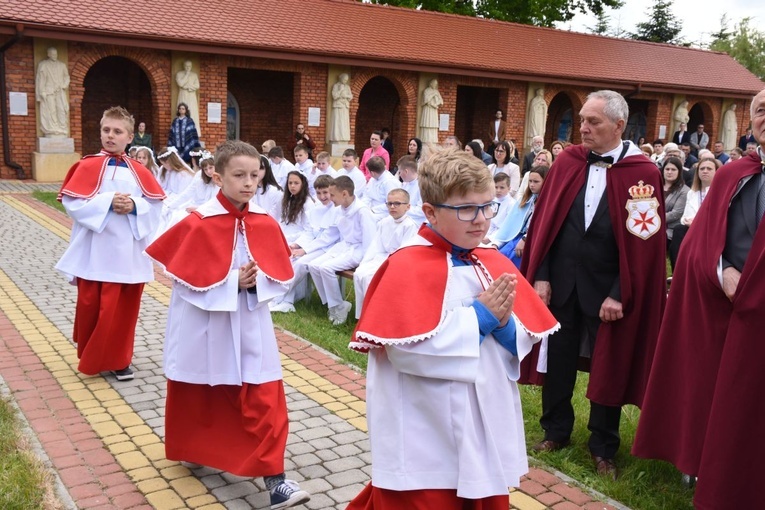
top-left (633, 88), bottom-right (765, 509)
top-left (521, 90), bottom-right (666, 479)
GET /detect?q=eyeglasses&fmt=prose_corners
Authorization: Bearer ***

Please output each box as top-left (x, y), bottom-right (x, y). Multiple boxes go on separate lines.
top-left (386, 201), bottom-right (409, 208)
top-left (433, 201), bottom-right (500, 221)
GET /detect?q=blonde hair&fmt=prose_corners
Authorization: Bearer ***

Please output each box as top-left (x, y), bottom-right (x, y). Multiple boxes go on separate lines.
top-left (100, 106), bottom-right (135, 134)
top-left (134, 147), bottom-right (159, 175)
top-left (315, 151), bottom-right (330, 162)
top-left (158, 147), bottom-right (194, 180)
top-left (419, 148), bottom-right (493, 205)
top-left (214, 140), bottom-right (261, 175)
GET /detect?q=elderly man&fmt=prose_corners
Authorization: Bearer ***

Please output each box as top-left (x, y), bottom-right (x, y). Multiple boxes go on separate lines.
top-left (522, 90), bottom-right (666, 480)
top-left (523, 135), bottom-right (544, 174)
top-left (633, 87), bottom-right (765, 509)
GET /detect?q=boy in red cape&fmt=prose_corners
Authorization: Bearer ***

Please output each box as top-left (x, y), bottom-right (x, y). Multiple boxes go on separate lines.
top-left (145, 140), bottom-right (310, 509)
top-left (633, 88), bottom-right (765, 509)
top-left (56, 106), bottom-right (165, 381)
top-left (345, 149), bottom-right (558, 510)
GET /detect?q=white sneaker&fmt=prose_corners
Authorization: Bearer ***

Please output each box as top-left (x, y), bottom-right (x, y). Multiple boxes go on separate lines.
top-left (330, 301), bottom-right (352, 325)
top-left (270, 302), bottom-right (296, 313)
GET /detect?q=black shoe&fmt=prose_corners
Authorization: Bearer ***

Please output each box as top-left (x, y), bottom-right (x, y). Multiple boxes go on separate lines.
top-left (531, 438), bottom-right (571, 452)
top-left (112, 367), bottom-right (134, 381)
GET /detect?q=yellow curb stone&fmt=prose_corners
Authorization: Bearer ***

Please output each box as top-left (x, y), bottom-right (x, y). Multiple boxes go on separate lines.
top-left (160, 466), bottom-right (192, 480)
top-left (144, 488), bottom-right (186, 510)
top-left (510, 491), bottom-right (546, 510)
top-left (197, 505), bottom-right (226, 510)
top-left (92, 421), bottom-right (123, 438)
top-left (114, 413), bottom-right (145, 428)
top-left (115, 451), bottom-right (151, 470)
top-left (169, 476), bottom-right (208, 498)
top-left (93, 388), bottom-right (121, 401)
top-left (347, 400), bottom-right (367, 413)
top-left (153, 459), bottom-right (178, 469)
top-left (335, 409), bottom-right (360, 420)
top-left (304, 392), bottom-right (334, 404)
top-left (106, 404), bottom-right (135, 416)
top-left (141, 443), bottom-right (167, 462)
top-left (102, 433), bottom-right (131, 445)
top-left (67, 389), bottom-right (93, 402)
top-left (127, 466), bottom-right (161, 482)
top-left (348, 417), bottom-right (368, 431)
top-left (186, 494), bottom-right (218, 508)
top-left (85, 413), bottom-right (113, 424)
top-left (324, 402), bottom-right (348, 412)
top-left (125, 424), bottom-right (154, 438)
top-left (327, 388), bottom-right (349, 398)
top-left (136, 478), bottom-right (170, 494)
top-left (75, 399), bottom-right (101, 410)
top-left (109, 441), bottom-right (137, 455)
top-left (133, 433), bottom-right (161, 446)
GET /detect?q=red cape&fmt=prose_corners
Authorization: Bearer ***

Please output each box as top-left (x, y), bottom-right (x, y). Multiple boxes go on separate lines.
top-left (57, 150), bottom-right (165, 201)
top-left (520, 145), bottom-right (666, 408)
top-left (351, 224), bottom-right (558, 350)
top-left (632, 152), bottom-right (765, 508)
top-left (145, 191), bottom-right (293, 289)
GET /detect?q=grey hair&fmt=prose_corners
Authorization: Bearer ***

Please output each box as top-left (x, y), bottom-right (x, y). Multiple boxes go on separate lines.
top-left (587, 90), bottom-right (629, 124)
top-left (752, 88), bottom-right (765, 118)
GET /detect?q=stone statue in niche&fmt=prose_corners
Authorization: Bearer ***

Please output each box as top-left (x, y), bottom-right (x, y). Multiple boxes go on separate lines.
top-left (176, 60), bottom-right (201, 136)
top-left (36, 47), bottom-right (71, 137)
top-left (419, 79), bottom-right (443, 143)
top-left (672, 100), bottom-right (690, 134)
top-left (722, 103), bottom-right (738, 151)
top-left (527, 88), bottom-right (548, 147)
top-left (330, 73), bottom-right (353, 142)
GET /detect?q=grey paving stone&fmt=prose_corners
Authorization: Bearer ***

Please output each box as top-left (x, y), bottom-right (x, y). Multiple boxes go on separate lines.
top-left (292, 453), bottom-right (322, 468)
top-left (327, 483), bottom-right (366, 504)
top-left (326, 469), bottom-right (368, 488)
top-left (212, 481), bottom-right (257, 501)
top-left (323, 457), bottom-right (366, 473)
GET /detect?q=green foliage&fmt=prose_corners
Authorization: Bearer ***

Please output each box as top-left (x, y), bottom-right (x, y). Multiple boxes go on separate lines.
top-left (587, 10), bottom-right (611, 35)
top-left (710, 17), bottom-right (765, 80)
top-left (370, 0), bottom-right (623, 28)
top-left (631, 0), bottom-right (684, 45)
top-left (0, 397), bottom-right (48, 510)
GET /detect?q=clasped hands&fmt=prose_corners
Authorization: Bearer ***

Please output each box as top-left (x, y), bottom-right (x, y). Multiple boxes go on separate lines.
top-left (238, 261), bottom-right (258, 290)
top-left (476, 273), bottom-right (517, 327)
top-left (111, 193), bottom-right (135, 215)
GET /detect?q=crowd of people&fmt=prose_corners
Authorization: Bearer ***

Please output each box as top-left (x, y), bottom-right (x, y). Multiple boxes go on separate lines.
top-left (54, 86), bottom-right (765, 509)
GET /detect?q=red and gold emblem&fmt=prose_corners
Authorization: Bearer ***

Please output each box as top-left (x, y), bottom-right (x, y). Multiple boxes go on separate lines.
top-left (625, 180), bottom-right (661, 240)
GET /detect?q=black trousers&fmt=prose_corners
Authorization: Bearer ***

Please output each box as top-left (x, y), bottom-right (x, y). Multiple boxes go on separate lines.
top-left (541, 290), bottom-right (622, 458)
top-left (668, 224), bottom-right (689, 271)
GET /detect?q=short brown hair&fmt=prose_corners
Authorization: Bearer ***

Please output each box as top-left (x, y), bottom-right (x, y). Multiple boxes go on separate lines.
top-left (268, 146), bottom-right (285, 159)
top-left (388, 188), bottom-right (409, 201)
top-left (315, 151), bottom-right (330, 162)
top-left (342, 148), bottom-right (358, 159)
top-left (101, 106), bottom-right (135, 134)
top-left (293, 145), bottom-right (308, 156)
top-left (396, 155), bottom-right (417, 173)
top-left (314, 174), bottom-right (334, 190)
top-left (419, 148), bottom-right (493, 204)
top-left (331, 175), bottom-right (355, 195)
top-left (366, 156), bottom-right (386, 175)
top-left (493, 172), bottom-right (510, 185)
top-left (215, 140), bottom-right (260, 175)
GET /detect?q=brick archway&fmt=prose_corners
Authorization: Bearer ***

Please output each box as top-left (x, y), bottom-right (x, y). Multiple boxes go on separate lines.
top-left (350, 70), bottom-right (417, 165)
top-left (688, 100), bottom-right (715, 144)
top-left (545, 90), bottom-right (583, 146)
top-left (68, 44), bottom-right (171, 155)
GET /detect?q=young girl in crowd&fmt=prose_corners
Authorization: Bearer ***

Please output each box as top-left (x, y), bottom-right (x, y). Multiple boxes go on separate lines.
top-left (279, 171), bottom-right (315, 243)
top-left (157, 146), bottom-right (195, 196)
top-left (251, 155), bottom-right (283, 219)
top-left (135, 147), bottom-right (160, 179)
top-left (489, 165), bottom-right (549, 267)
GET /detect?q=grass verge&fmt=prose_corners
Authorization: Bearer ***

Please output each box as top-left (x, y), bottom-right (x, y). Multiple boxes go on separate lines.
top-left (31, 191), bottom-right (693, 509)
top-left (0, 396), bottom-right (53, 509)
top-left (32, 190), bottom-right (65, 213)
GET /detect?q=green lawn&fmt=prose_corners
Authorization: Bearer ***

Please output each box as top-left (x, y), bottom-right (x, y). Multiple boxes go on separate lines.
top-left (32, 191), bottom-right (692, 509)
top-left (0, 397), bottom-right (50, 510)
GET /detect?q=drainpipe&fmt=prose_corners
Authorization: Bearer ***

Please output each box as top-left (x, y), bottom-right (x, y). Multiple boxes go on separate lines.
top-left (624, 84), bottom-right (642, 99)
top-left (0, 24), bottom-right (25, 179)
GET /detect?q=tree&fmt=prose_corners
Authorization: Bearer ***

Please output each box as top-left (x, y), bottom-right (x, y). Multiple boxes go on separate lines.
top-left (631, 0), bottom-right (684, 45)
top-left (370, 0), bottom-right (623, 28)
top-left (587, 10), bottom-right (611, 36)
top-left (710, 17), bottom-right (765, 80)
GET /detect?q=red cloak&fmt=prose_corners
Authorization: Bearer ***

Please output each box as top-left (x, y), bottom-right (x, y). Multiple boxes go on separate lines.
top-left (632, 152), bottom-right (765, 508)
top-left (520, 145), bottom-right (666, 408)
top-left (57, 150), bottom-right (165, 201)
top-left (351, 224), bottom-right (558, 351)
top-left (145, 191), bottom-right (293, 289)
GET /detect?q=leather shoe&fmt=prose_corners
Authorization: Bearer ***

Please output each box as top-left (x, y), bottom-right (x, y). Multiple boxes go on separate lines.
top-left (592, 455), bottom-right (618, 480)
top-left (531, 438), bottom-right (570, 452)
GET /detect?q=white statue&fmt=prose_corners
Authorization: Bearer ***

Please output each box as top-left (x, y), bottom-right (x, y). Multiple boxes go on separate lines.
top-left (176, 60), bottom-right (201, 136)
top-left (36, 47), bottom-right (70, 137)
top-left (419, 79), bottom-right (443, 143)
top-left (673, 100), bottom-right (690, 134)
top-left (722, 103), bottom-right (738, 151)
top-left (527, 88), bottom-right (548, 147)
top-left (330, 73), bottom-right (353, 142)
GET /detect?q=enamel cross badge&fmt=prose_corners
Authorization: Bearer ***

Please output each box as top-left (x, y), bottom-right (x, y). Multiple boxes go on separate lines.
top-left (625, 180), bottom-right (661, 240)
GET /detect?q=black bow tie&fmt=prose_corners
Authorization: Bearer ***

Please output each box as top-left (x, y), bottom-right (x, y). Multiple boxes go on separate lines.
top-left (586, 152), bottom-right (614, 166)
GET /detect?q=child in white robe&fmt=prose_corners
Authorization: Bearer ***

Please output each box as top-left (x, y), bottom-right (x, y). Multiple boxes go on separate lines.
top-left (267, 146), bottom-right (295, 189)
top-left (251, 155), bottom-right (283, 220)
top-left (361, 156), bottom-right (402, 220)
top-left (279, 171), bottom-right (316, 243)
top-left (396, 155), bottom-right (425, 225)
top-left (353, 189), bottom-right (418, 319)
top-left (487, 172), bottom-right (514, 237)
top-left (293, 145), bottom-right (313, 175)
top-left (157, 146), bottom-right (195, 197)
top-left (345, 149), bottom-right (558, 510)
top-left (145, 140), bottom-right (310, 509)
top-left (338, 148), bottom-right (367, 199)
top-left (306, 151), bottom-right (339, 197)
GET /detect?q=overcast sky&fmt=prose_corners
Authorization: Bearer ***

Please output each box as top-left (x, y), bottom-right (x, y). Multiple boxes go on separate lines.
top-left (558, 0), bottom-right (765, 47)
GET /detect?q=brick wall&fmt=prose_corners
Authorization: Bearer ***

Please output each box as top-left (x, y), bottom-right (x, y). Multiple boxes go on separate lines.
top-left (0, 38), bottom-right (36, 179)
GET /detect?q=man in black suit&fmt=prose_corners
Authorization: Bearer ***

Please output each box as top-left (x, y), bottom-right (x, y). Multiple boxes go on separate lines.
top-left (672, 122), bottom-right (690, 145)
top-left (522, 90), bottom-right (666, 481)
top-left (738, 127), bottom-right (756, 151)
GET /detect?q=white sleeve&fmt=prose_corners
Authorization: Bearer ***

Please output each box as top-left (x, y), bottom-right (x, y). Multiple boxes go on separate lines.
top-left (385, 307), bottom-right (480, 382)
top-left (62, 193), bottom-right (116, 233)
top-left (360, 208), bottom-right (378, 253)
top-left (127, 197), bottom-right (164, 240)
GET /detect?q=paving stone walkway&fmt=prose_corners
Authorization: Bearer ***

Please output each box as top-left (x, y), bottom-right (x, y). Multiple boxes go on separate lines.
top-left (0, 184), bottom-right (628, 510)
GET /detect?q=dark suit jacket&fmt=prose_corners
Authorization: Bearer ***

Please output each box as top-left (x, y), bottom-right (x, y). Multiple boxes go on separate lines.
top-left (522, 151), bottom-right (536, 174)
top-left (739, 134), bottom-right (756, 151)
top-left (489, 120), bottom-right (506, 144)
top-left (537, 180), bottom-right (620, 317)
top-left (672, 131), bottom-right (690, 145)
top-left (723, 174), bottom-right (760, 272)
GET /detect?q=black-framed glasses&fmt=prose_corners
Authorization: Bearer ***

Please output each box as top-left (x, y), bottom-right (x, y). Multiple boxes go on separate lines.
top-left (433, 201), bottom-right (500, 221)
top-left (385, 201), bottom-right (409, 207)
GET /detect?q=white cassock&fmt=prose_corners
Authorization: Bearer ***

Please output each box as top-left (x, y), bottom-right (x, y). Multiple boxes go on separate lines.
top-left (279, 199), bottom-right (316, 244)
top-left (362, 171), bottom-right (403, 220)
top-left (250, 184), bottom-right (283, 220)
top-left (401, 178), bottom-right (425, 226)
top-left (306, 166), bottom-right (339, 197)
top-left (339, 166), bottom-right (368, 199)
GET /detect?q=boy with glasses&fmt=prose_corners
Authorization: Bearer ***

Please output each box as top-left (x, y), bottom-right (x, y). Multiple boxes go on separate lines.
top-left (346, 149), bottom-right (558, 509)
top-left (353, 189), bottom-right (418, 319)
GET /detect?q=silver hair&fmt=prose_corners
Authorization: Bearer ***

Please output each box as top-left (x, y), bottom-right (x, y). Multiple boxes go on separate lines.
top-left (586, 90), bottom-right (629, 124)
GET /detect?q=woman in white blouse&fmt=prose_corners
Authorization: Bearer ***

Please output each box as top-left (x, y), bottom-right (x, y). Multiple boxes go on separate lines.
top-left (487, 140), bottom-right (521, 197)
top-left (680, 157), bottom-right (720, 226)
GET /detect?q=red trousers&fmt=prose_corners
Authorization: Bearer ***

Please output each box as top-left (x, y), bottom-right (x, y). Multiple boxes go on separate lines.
top-left (346, 483), bottom-right (510, 510)
top-left (73, 279), bottom-right (144, 374)
top-left (165, 380), bottom-right (288, 477)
